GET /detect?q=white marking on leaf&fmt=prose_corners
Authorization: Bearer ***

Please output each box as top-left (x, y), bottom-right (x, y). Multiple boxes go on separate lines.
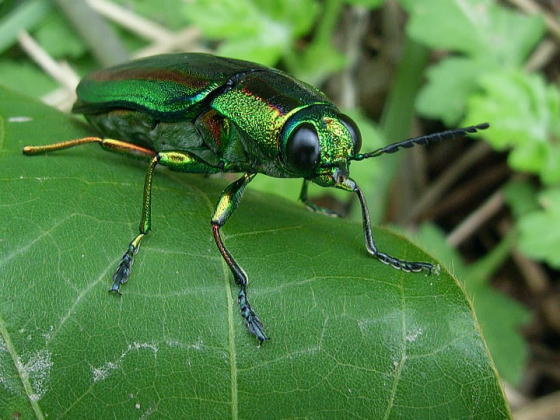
top-left (140, 406), bottom-right (155, 419)
top-left (405, 328), bottom-right (423, 343)
top-left (8, 116), bottom-right (33, 123)
top-left (91, 342), bottom-right (158, 383)
top-left (41, 325), bottom-right (54, 341)
top-left (16, 349), bottom-right (53, 401)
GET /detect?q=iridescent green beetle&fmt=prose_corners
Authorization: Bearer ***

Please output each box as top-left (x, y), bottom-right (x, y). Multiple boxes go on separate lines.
top-left (23, 53), bottom-right (488, 343)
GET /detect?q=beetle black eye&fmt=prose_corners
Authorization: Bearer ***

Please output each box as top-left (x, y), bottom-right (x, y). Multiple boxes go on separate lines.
top-left (286, 123), bottom-right (320, 172)
top-left (340, 114), bottom-right (362, 154)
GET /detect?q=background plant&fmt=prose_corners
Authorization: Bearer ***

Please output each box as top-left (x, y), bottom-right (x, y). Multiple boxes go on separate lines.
top-left (1, 0), bottom-right (559, 417)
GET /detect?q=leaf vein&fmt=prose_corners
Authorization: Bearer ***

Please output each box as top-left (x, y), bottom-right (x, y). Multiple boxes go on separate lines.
top-left (0, 313), bottom-right (45, 419)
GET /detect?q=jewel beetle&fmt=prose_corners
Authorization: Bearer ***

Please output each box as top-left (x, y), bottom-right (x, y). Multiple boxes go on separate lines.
top-left (23, 53), bottom-right (489, 343)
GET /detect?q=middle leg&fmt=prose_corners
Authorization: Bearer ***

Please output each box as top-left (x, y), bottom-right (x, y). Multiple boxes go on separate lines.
top-left (110, 154), bottom-right (160, 293)
top-left (210, 173), bottom-right (267, 343)
top-left (111, 150), bottom-right (222, 293)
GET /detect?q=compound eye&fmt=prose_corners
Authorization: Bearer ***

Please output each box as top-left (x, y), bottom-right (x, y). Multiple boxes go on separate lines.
top-left (340, 114), bottom-right (362, 154)
top-left (286, 123), bottom-right (320, 172)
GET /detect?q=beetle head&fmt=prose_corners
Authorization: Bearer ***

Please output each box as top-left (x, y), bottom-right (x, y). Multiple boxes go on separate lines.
top-left (279, 105), bottom-right (361, 187)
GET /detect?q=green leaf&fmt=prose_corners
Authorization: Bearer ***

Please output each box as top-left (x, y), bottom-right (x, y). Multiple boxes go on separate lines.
top-left (343, 0), bottom-right (385, 7)
top-left (284, 41), bottom-right (346, 86)
top-left (32, 11), bottom-right (87, 59)
top-left (414, 224), bottom-right (530, 385)
top-left (503, 180), bottom-right (539, 220)
top-left (111, 0), bottom-right (189, 30)
top-left (405, 0), bottom-right (545, 123)
top-left (0, 0), bottom-right (52, 54)
top-left (184, 0), bottom-right (318, 65)
top-left (415, 57), bottom-right (493, 126)
top-left (502, 180), bottom-right (560, 267)
top-left (0, 87), bottom-right (509, 417)
top-left (465, 70), bottom-right (560, 184)
top-left (404, 0), bottom-right (544, 66)
top-left (0, 59), bottom-right (58, 98)
top-left (517, 188), bottom-right (560, 269)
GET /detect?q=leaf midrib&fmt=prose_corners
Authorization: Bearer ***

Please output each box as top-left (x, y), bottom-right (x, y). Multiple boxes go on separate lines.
top-left (0, 311), bottom-right (45, 419)
top-left (166, 172), bottom-right (239, 419)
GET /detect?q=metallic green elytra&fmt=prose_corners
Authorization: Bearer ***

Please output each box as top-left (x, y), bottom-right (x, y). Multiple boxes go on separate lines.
top-left (23, 53), bottom-right (489, 343)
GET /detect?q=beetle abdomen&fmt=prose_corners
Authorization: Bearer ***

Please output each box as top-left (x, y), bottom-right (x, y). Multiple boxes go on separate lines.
top-left (85, 109), bottom-right (205, 153)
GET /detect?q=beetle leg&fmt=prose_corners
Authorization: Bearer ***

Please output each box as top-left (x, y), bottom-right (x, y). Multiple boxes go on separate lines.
top-left (210, 173), bottom-right (267, 343)
top-left (23, 136), bottom-right (156, 160)
top-left (338, 178), bottom-right (434, 273)
top-left (299, 180), bottom-right (340, 217)
top-left (110, 154), bottom-right (160, 294)
top-left (112, 150), bottom-right (222, 294)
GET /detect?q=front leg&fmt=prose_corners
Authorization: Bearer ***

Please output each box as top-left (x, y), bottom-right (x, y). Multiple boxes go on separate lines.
top-left (337, 178), bottom-right (434, 273)
top-left (211, 173), bottom-right (267, 343)
top-left (299, 180), bottom-right (340, 217)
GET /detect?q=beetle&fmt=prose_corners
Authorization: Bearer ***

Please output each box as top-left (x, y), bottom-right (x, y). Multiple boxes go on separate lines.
top-left (23, 53), bottom-right (488, 343)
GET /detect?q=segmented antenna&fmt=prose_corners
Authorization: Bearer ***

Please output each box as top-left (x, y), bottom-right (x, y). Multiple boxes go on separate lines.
top-left (350, 123), bottom-right (489, 161)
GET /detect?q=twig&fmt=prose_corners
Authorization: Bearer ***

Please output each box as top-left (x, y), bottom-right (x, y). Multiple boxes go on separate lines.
top-left (504, 382), bottom-right (529, 410)
top-left (133, 27), bottom-right (204, 58)
top-left (497, 219), bottom-right (560, 334)
top-left (55, 0), bottom-right (129, 66)
top-left (17, 31), bottom-right (79, 91)
top-left (525, 38), bottom-right (558, 72)
top-left (86, 0), bottom-right (172, 43)
top-left (337, 6), bottom-right (369, 109)
top-left (0, 0), bottom-right (52, 54)
top-left (500, 219), bottom-right (549, 294)
top-left (506, 0), bottom-right (560, 42)
top-left (447, 190), bottom-right (504, 247)
top-left (514, 390), bottom-right (560, 420)
top-left (404, 141), bottom-right (492, 224)
top-left (41, 88), bottom-right (75, 112)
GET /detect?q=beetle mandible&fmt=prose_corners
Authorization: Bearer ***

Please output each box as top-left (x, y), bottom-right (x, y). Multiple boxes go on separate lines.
top-left (23, 53), bottom-right (489, 343)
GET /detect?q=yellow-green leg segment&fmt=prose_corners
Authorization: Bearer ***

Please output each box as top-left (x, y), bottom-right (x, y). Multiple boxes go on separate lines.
top-left (211, 173), bottom-right (267, 342)
top-left (110, 150), bottom-right (222, 294)
top-left (110, 154), bottom-right (159, 294)
top-left (23, 136), bottom-right (157, 159)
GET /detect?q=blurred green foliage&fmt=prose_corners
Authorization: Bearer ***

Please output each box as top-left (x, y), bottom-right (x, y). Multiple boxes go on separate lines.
top-left (467, 72), bottom-right (560, 184)
top-left (408, 0), bottom-right (545, 125)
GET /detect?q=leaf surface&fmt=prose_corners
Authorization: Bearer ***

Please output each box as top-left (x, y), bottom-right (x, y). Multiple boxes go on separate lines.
top-left (0, 87), bottom-right (509, 418)
top-left (414, 224), bottom-right (530, 385)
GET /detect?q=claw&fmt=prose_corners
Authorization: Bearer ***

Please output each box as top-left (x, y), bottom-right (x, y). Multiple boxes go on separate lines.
top-left (238, 289), bottom-right (267, 343)
top-left (109, 247), bottom-right (134, 294)
top-left (109, 235), bottom-right (143, 294)
top-left (109, 253), bottom-right (132, 294)
top-left (246, 312), bottom-right (268, 343)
